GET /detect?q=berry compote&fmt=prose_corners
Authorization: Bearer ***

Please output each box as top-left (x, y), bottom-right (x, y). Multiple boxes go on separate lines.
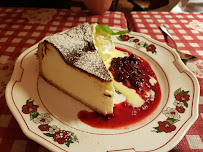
top-left (78, 47), bottom-right (161, 129)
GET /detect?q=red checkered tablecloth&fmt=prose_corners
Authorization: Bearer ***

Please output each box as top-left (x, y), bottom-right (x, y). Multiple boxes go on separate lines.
top-left (128, 12), bottom-right (203, 60)
top-left (0, 7), bottom-right (127, 152)
top-left (1, 7), bottom-right (203, 151)
top-left (128, 12), bottom-right (203, 152)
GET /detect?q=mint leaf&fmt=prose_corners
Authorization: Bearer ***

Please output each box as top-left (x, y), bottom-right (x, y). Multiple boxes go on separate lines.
top-left (96, 25), bottom-right (114, 35)
top-left (96, 25), bottom-right (130, 35)
top-left (166, 118), bottom-right (179, 124)
top-left (174, 88), bottom-right (181, 96)
top-left (30, 112), bottom-right (39, 120)
top-left (43, 133), bottom-right (55, 137)
top-left (183, 101), bottom-right (188, 108)
top-left (112, 30), bottom-right (131, 35)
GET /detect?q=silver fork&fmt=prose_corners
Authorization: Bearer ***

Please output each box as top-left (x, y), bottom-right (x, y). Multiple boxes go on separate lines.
top-left (159, 24), bottom-right (197, 64)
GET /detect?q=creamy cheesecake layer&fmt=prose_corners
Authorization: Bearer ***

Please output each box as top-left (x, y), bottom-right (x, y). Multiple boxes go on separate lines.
top-left (38, 42), bottom-right (114, 115)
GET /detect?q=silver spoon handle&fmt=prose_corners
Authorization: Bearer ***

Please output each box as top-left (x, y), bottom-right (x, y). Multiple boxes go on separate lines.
top-left (159, 24), bottom-right (180, 53)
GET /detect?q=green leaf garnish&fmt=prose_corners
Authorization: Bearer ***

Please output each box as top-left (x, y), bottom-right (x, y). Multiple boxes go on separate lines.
top-left (43, 133), bottom-right (55, 137)
top-left (96, 25), bottom-right (114, 34)
top-left (96, 25), bottom-right (130, 35)
top-left (112, 30), bottom-right (131, 35)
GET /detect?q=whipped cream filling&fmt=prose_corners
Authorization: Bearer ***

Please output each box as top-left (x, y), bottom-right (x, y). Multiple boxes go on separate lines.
top-left (91, 24), bottom-right (115, 61)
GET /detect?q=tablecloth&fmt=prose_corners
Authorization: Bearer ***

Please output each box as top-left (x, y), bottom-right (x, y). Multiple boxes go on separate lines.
top-left (0, 7), bottom-right (127, 152)
top-left (1, 7), bottom-right (203, 152)
top-left (128, 12), bottom-right (203, 152)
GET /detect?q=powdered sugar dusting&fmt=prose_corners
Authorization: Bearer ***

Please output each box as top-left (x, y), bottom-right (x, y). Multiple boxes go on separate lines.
top-left (44, 23), bottom-right (111, 81)
top-left (45, 23), bottom-right (91, 60)
top-left (74, 51), bottom-right (111, 81)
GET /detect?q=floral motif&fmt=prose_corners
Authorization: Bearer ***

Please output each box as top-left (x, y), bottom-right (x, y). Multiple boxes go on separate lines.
top-left (153, 88), bottom-right (190, 133)
top-left (133, 38), bottom-right (139, 43)
top-left (175, 93), bottom-right (190, 102)
top-left (173, 100), bottom-right (184, 107)
top-left (22, 99), bottom-right (39, 114)
top-left (146, 44), bottom-right (156, 54)
top-left (22, 98), bottom-right (79, 147)
top-left (33, 113), bottom-right (53, 125)
top-left (54, 130), bottom-right (71, 144)
top-left (116, 34), bottom-right (157, 54)
top-left (176, 106), bottom-right (185, 113)
top-left (49, 125), bottom-right (60, 134)
top-left (38, 124), bottom-right (51, 131)
top-left (162, 107), bottom-right (180, 120)
top-left (134, 41), bottom-right (145, 49)
top-left (157, 121), bottom-right (176, 133)
top-left (120, 35), bottom-right (130, 41)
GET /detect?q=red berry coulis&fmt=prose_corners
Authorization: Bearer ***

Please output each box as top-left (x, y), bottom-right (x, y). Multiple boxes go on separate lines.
top-left (78, 47), bottom-right (161, 129)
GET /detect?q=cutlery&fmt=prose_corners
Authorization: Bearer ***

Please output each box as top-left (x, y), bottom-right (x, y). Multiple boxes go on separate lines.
top-left (159, 24), bottom-right (197, 64)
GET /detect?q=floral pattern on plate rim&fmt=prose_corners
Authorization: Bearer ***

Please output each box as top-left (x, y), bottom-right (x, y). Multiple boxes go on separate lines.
top-left (22, 98), bottom-right (79, 147)
top-left (153, 88), bottom-right (190, 133)
top-left (116, 34), bottom-right (157, 54)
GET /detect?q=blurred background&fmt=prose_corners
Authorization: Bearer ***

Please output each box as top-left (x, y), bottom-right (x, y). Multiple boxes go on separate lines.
top-left (0, 0), bottom-right (182, 15)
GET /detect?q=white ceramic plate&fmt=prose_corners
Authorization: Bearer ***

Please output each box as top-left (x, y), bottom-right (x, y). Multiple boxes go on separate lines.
top-left (6, 27), bottom-right (200, 152)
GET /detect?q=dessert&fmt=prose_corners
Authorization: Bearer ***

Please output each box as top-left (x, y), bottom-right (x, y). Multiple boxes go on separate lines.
top-left (78, 47), bottom-right (161, 129)
top-left (37, 23), bottom-right (114, 115)
top-left (37, 23), bottom-right (160, 122)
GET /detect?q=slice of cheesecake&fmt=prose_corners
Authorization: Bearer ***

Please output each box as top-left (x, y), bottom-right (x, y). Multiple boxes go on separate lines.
top-left (37, 23), bottom-right (114, 115)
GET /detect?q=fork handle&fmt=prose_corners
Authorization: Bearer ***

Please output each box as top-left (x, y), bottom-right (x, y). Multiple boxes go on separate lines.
top-left (159, 24), bottom-right (181, 53)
